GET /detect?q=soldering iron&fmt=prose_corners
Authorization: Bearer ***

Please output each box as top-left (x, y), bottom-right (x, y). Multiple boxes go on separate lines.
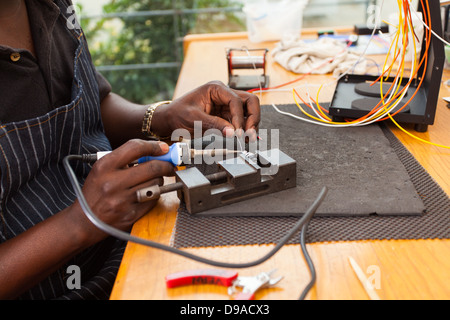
top-left (95, 142), bottom-right (240, 167)
top-left (63, 142), bottom-right (328, 300)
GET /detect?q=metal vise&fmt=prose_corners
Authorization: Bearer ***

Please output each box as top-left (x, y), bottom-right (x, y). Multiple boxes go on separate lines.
top-left (175, 149), bottom-right (296, 214)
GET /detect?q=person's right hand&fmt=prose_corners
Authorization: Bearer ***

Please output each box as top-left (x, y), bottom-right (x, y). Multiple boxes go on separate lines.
top-left (72, 139), bottom-right (176, 243)
top-left (151, 81), bottom-right (261, 141)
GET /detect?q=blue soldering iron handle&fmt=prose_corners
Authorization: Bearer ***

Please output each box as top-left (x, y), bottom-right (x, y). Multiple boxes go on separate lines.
top-left (137, 143), bottom-right (182, 167)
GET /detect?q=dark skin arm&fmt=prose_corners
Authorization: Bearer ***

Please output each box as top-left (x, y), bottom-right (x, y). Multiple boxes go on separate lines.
top-left (0, 141), bottom-right (175, 299)
top-left (0, 81), bottom-right (260, 299)
top-left (0, 82), bottom-right (260, 299)
top-left (101, 81), bottom-right (261, 148)
top-left (0, 0), bottom-right (261, 301)
top-left (99, 93), bottom-right (150, 148)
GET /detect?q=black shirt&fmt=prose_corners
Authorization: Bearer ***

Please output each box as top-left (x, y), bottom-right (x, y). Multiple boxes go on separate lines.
top-left (0, 0), bottom-right (111, 124)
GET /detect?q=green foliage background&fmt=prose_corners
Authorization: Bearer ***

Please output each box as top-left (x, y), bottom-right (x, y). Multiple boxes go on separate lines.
top-left (80, 0), bottom-right (245, 104)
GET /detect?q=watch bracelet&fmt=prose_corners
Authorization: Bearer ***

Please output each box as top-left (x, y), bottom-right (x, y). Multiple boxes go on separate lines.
top-left (142, 100), bottom-right (172, 140)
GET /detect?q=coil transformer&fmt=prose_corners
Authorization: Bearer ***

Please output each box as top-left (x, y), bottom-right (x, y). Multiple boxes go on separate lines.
top-left (227, 48), bottom-right (269, 91)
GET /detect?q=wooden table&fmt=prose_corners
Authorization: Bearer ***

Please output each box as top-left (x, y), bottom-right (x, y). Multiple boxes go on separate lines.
top-left (110, 30), bottom-right (450, 300)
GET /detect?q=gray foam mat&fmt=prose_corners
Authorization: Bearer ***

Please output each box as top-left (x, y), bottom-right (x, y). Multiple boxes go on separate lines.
top-left (185, 104), bottom-right (425, 217)
top-left (170, 104), bottom-right (449, 247)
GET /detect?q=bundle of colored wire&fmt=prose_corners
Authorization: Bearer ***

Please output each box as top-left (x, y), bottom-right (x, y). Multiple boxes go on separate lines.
top-left (270, 0), bottom-right (450, 149)
top-left (290, 0), bottom-right (424, 127)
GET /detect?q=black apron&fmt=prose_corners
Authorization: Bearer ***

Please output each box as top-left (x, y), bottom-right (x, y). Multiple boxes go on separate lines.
top-left (0, 0), bottom-right (125, 299)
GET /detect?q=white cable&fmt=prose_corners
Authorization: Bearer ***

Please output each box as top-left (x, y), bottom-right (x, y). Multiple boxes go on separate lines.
top-left (256, 0), bottom-right (421, 129)
top-left (281, 0), bottom-right (420, 128)
top-left (305, 81), bottom-right (329, 121)
top-left (410, 2), bottom-right (450, 47)
top-left (332, 0), bottom-right (386, 84)
top-left (250, 83), bottom-right (322, 94)
top-left (249, 0), bottom-right (385, 98)
top-left (242, 46), bottom-right (263, 103)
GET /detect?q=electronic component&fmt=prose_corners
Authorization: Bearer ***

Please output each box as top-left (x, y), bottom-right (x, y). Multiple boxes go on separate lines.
top-left (317, 30), bottom-right (334, 36)
top-left (227, 48), bottom-right (269, 90)
top-left (354, 22), bottom-right (389, 35)
top-left (97, 142), bottom-right (239, 167)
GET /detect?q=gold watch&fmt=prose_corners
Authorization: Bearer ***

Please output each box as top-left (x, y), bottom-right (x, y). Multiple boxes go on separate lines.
top-left (141, 101), bottom-right (171, 140)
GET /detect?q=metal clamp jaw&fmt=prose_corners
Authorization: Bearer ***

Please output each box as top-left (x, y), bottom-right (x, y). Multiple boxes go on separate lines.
top-left (176, 148), bottom-right (297, 214)
top-left (136, 148), bottom-right (297, 215)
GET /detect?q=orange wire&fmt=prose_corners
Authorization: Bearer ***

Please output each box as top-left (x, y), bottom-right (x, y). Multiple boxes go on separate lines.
top-left (369, 47), bottom-right (401, 86)
top-left (292, 2), bottom-right (410, 124)
top-left (293, 88), bottom-right (331, 121)
top-left (376, 0), bottom-right (431, 120)
top-left (351, 0), bottom-right (431, 122)
top-left (274, 0), bottom-right (432, 126)
top-left (365, 0), bottom-right (414, 116)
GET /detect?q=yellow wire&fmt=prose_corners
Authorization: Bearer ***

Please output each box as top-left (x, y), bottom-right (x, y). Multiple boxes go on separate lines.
top-left (379, 0), bottom-right (408, 114)
top-left (384, 8), bottom-right (401, 80)
top-left (387, 113), bottom-right (450, 149)
top-left (293, 88), bottom-right (366, 125)
top-left (383, 1), bottom-right (450, 149)
top-left (292, 89), bottom-right (332, 123)
top-left (314, 86), bottom-right (332, 121)
top-left (289, 0), bottom-right (450, 149)
top-left (310, 15), bottom-right (407, 124)
top-left (293, 0), bottom-right (406, 125)
top-left (359, 0), bottom-right (408, 120)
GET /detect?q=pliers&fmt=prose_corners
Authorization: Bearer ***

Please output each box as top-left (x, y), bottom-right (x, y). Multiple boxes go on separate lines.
top-left (165, 269), bottom-right (283, 300)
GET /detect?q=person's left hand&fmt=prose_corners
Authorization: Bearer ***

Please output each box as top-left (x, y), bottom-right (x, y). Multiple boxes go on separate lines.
top-left (151, 81), bottom-right (260, 141)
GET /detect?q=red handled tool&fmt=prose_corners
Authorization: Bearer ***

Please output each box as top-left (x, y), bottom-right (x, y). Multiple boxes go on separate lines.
top-left (166, 269), bottom-right (238, 288)
top-left (165, 269), bottom-right (283, 300)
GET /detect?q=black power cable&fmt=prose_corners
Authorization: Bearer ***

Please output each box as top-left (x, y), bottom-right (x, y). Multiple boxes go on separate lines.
top-left (298, 220), bottom-right (316, 300)
top-left (63, 154), bottom-right (327, 283)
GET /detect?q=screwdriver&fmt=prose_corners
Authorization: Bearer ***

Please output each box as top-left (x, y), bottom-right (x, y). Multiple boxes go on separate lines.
top-left (136, 142), bottom-right (241, 166)
top-left (136, 143), bottom-right (184, 166)
top-left (96, 142), bottom-right (240, 167)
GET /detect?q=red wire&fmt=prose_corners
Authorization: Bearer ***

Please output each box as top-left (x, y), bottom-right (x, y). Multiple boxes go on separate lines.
top-left (252, 0), bottom-right (432, 126)
top-left (247, 41), bottom-right (352, 94)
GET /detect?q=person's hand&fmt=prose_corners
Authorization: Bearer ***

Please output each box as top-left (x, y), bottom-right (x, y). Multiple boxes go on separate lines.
top-left (151, 81), bottom-right (260, 140)
top-left (72, 140), bottom-right (175, 243)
